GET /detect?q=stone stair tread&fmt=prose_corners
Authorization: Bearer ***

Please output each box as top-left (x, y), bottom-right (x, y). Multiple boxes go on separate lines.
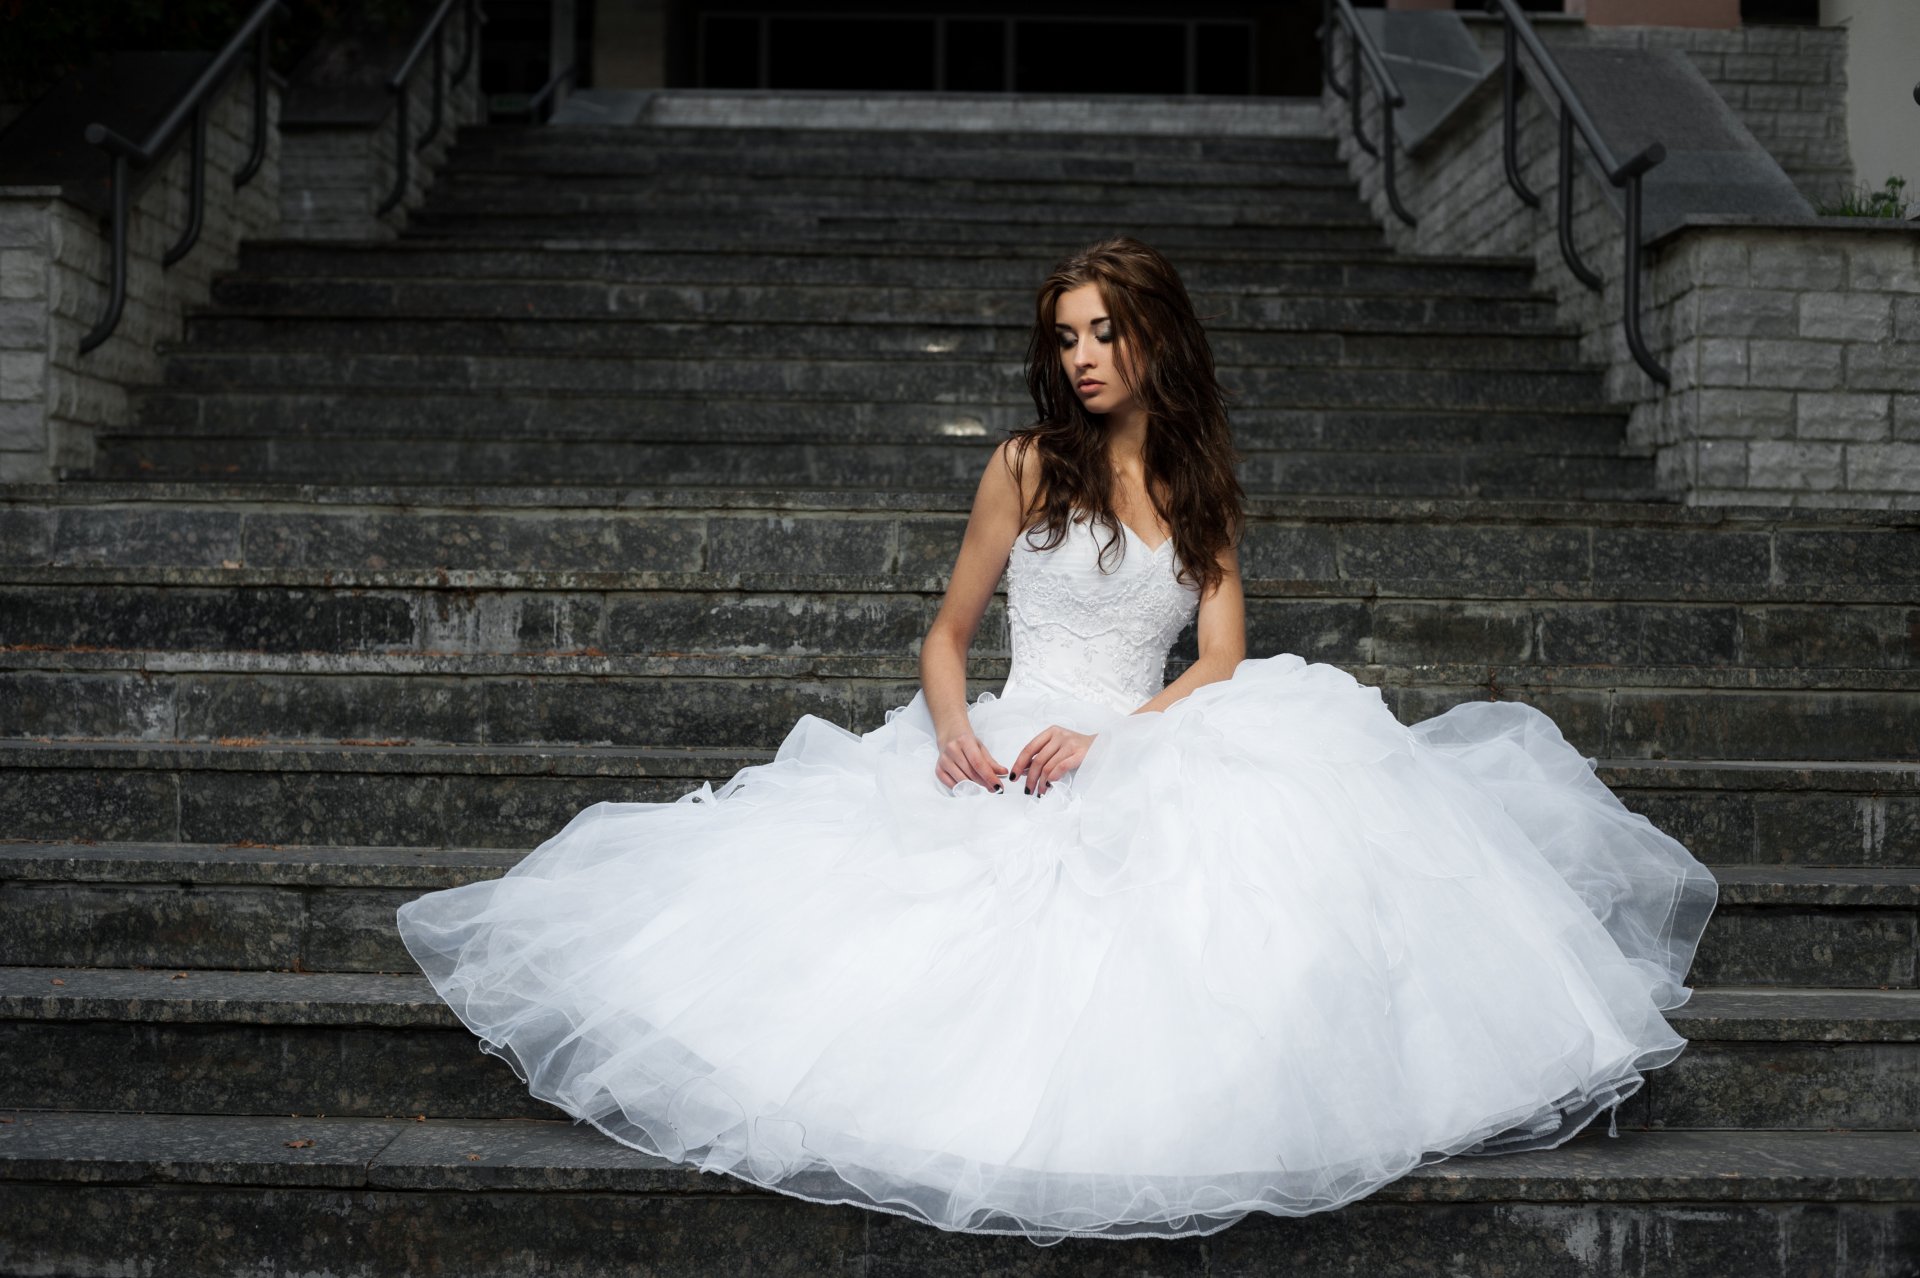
top-left (1, 1108), bottom-right (1916, 1202)
top-left (4, 838), bottom-right (1917, 900)
top-left (9, 646), bottom-right (1916, 687)
top-left (33, 565), bottom-right (1913, 607)
top-left (5, 738), bottom-right (1915, 786)
top-left (243, 235), bottom-right (1532, 271)
top-left (1, 966), bottom-right (1913, 1041)
top-left (11, 480), bottom-right (1914, 527)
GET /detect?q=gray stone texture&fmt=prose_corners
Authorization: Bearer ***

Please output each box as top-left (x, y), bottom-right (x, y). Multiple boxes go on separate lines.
top-left (1328, 14), bottom-right (1920, 508)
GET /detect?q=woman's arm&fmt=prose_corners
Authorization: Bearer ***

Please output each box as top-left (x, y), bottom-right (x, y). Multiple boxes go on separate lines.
top-left (921, 438), bottom-right (1031, 790)
top-left (1133, 541), bottom-right (1246, 715)
top-left (1015, 540), bottom-right (1246, 796)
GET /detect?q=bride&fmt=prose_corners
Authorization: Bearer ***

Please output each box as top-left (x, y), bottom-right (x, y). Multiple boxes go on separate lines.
top-left (395, 236), bottom-right (1718, 1245)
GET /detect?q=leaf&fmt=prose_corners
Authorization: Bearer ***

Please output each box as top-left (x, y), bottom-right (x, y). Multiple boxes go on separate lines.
top-left (284, 1139), bottom-right (314, 1149)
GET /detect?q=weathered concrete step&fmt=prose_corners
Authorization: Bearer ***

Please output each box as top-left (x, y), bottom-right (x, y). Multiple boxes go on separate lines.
top-left (4, 1111), bottom-right (1910, 1278)
top-left (132, 395), bottom-right (1624, 441)
top-left (85, 436), bottom-right (1659, 499)
top-left (2, 657), bottom-right (1913, 759)
top-left (442, 159), bottom-right (1356, 193)
top-left (5, 581), bottom-right (1906, 681)
top-left (167, 317), bottom-right (1584, 370)
top-left (5, 486), bottom-right (1914, 593)
top-left (1, 968), bottom-right (1914, 1128)
top-left (231, 241), bottom-right (1546, 296)
top-left (402, 214), bottom-right (1390, 254)
top-left (204, 278), bottom-right (1563, 334)
top-left (155, 354), bottom-right (1607, 410)
top-left (415, 189), bottom-right (1383, 228)
top-left (2, 840), bottom-right (1913, 985)
top-left (456, 123), bottom-right (1345, 160)
top-left (2, 739), bottom-right (1915, 862)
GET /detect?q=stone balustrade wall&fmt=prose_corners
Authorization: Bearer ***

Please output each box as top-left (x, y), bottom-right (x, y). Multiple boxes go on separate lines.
top-left (1330, 19), bottom-right (1920, 508)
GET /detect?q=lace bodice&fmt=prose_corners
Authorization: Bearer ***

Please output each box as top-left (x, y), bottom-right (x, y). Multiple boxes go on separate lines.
top-left (1000, 512), bottom-right (1202, 715)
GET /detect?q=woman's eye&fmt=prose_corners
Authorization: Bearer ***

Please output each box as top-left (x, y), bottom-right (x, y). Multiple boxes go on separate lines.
top-left (1057, 335), bottom-right (1074, 350)
top-left (1094, 329), bottom-right (1113, 344)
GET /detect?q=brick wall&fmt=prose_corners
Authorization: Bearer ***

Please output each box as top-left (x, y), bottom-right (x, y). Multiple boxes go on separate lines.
top-left (1332, 20), bottom-right (1919, 507)
top-left (0, 47), bottom-right (483, 481)
top-left (0, 68), bottom-right (281, 482)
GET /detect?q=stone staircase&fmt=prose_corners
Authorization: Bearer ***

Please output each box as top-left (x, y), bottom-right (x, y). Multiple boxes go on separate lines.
top-left (2, 103), bottom-right (1917, 1274)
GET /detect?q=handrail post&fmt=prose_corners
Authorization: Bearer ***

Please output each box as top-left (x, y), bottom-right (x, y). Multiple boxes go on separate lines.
top-left (453, 0), bottom-right (481, 84)
top-left (1322, 0), bottom-right (1348, 100)
top-left (1381, 100), bottom-right (1415, 227)
top-left (421, 21), bottom-right (447, 150)
top-left (79, 153), bottom-right (131, 354)
top-left (235, 22), bottom-right (271, 187)
top-left (1349, 26), bottom-right (1377, 159)
top-left (1499, 20), bottom-right (1540, 208)
top-left (1621, 172), bottom-right (1672, 385)
top-left (377, 87), bottom-right (412, 216)
top-left (162, 103), bottom-right (208, 267)
top-left (1555, 106), bottom-right (1602, 291)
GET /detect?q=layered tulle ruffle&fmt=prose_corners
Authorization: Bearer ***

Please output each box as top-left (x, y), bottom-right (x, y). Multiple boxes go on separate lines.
top-left (394, 654), bottom-right (1716, 1243)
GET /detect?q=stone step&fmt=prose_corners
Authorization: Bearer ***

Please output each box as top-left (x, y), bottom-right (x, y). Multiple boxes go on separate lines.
top-left (154, 353), bottom-right (1607, 410)
top-left (1, 653), bottom-right (1913, 759)
top-left (2, 836), bottom-right (1914, 985)
top-left (454, 123), bottom-right (1346, 160)
top-left (440, 158), bottom-right (1357, 193)
top-left (1, 967), bottom-right (1914, 1128)
top-left (414, 188), bottom-right (1384, 228)
top-left (230, 241), bottom-right (1547, 296)
top-left (167, 316), bottom-right (1584, 370)
top-left (204, 278), bottom-right (1565, 334)
top-left (4, 1110), bottom-right (1910, 1277)
top-left (4, 486), bottom-right (1911, 593)
top-left (2, 741), bottom-right (1913, 863)
top-left (4, 575), bottom-right (1904, 678)
top-left (401, 214), bottom-right (1392, 255)
top-left (84, 437), bottom-right (1659, 498)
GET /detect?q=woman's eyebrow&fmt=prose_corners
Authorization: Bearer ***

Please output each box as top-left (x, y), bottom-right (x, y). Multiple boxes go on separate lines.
top-left (1054, 316), bottom-right (1110, 329)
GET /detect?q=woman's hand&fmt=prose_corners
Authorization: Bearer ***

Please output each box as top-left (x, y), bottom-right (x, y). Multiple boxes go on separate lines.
top-left (935, 726), bottom-right (1008, 793)
top-left (1012, 726), bottom-right (1095, 796)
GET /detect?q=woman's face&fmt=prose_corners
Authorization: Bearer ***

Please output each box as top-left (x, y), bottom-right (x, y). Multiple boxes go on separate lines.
top-left (1055, 282), bottom-right (1137, 418)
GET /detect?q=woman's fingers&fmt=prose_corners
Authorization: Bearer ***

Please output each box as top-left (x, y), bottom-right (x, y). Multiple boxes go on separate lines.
top-left (1012, 727), bottom-right (1057, 781)
top-left (963, 738), bottom-right (1006, 791)
top-left (1032, 738), bottom-right (1070, 795)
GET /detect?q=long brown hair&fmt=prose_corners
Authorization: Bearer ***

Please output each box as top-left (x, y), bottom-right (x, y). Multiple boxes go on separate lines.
top-left (1006, 236), bottom-right (1243, 596)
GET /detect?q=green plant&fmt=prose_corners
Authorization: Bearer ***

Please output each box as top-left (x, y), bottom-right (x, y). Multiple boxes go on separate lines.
top-left (1816, 175), bottom-right (1914, 219)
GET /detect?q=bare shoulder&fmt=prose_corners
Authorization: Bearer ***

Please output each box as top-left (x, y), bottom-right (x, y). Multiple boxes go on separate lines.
top-left (984, 435), bottom-right (1044, 518)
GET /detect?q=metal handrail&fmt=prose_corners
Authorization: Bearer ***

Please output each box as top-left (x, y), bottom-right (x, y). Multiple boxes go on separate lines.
top-left (78, 0), bottom-right (286, 353)
top-left (525, 61), bottom-right (580, 123)
top-left (1484, 0), bottom-right (1670, 386)
top-left (377, 0), bottom-right (484, 217)
top-left (1321, 0), bottom-right (1415, 227)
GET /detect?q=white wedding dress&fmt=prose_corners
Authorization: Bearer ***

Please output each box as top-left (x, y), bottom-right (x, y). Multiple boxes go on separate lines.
top-left (396, 511), bottom-right (1717, 1243)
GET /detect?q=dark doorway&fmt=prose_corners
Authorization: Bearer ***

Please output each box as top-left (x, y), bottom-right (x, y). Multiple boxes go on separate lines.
top-left (678, 1), bottom-right (1325, 95)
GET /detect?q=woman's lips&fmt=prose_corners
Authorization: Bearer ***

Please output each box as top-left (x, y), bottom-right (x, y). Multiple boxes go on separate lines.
top-left (1077, 380), bottom-right (1104, 394)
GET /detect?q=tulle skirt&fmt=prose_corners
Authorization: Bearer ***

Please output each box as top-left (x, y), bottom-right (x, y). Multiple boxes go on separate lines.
top-left (394, 653), bottom-right (1717, 1243)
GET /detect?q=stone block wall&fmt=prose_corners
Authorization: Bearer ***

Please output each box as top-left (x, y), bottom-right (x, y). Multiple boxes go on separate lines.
top-left (1654, 225), bottom-right (1920, 506)
top-left (0, 68), bottom-right (281, 483)
top-left (280, 60), bottom-right (483, 240)
top-left (1331, 22), bottom-right (1919, 508)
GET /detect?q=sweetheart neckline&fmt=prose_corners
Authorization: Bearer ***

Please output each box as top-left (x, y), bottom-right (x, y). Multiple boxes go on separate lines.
top-left (1067, 509), bottom-right (1172, 557)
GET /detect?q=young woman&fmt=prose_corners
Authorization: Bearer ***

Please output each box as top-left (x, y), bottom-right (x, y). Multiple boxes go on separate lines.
top-left (396, 237), bottom-right (1717, 1245)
